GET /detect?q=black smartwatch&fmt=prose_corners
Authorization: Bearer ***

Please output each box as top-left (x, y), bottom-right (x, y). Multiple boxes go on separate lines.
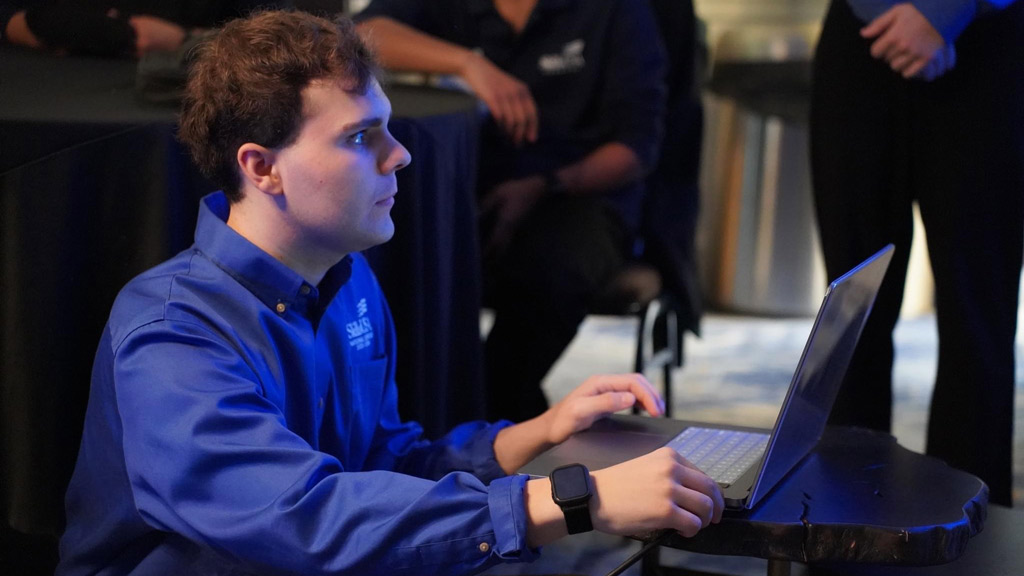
top-left (550, 463), bottom-right (593, 534)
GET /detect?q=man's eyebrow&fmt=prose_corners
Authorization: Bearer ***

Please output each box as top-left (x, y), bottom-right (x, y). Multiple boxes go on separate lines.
top-left (341, 117), bottom-right (385, 132)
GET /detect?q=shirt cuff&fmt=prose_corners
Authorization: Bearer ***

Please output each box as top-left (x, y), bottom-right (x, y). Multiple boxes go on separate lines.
top-left (913, 0), bottom-right (977, 42)
top-left (487, 474), bottom-right (542, 562)
top-left (469, 419), bottom-right (515, 484)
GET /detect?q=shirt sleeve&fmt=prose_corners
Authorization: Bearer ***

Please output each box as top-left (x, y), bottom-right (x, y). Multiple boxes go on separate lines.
top-left (912, 0), bottom-right (1017, 42)
top-left (113, 319), bottom-right (537, 575)
top-left (598, 0), bottom-right (668, 172)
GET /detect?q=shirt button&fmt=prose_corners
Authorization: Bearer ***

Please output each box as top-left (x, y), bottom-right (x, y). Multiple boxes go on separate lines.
top-left (300, 285), bottom-right (311, 295)
top-left (478, 542), bottom-right (490, 553)
top-left (275, 302), bottom-right (287, 314)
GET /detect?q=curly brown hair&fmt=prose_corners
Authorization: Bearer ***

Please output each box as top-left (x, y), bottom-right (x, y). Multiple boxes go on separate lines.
top-left (178, 10), bottom-right (380, 202)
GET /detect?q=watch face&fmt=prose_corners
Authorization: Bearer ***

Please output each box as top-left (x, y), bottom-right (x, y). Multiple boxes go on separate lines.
top-left (551, 464), bottom-right (590, 501)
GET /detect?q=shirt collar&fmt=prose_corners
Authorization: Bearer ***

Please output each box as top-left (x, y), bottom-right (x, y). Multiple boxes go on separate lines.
top-left (194, 192), bottom-right (353, 315)
top-left (467, 0), bottom-right (574, 16)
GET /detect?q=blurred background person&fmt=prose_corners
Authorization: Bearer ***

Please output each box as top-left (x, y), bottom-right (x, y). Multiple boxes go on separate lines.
top-left (355, 0), bottom-right (669, 423)
top-left (811, 0), bottom-right (1024, 506)
top-left (0, 0), bottom-right (284, 58)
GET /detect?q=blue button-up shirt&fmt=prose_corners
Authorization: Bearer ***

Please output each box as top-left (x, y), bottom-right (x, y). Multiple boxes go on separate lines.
top-left (58, 192), bottom-right (537, 575)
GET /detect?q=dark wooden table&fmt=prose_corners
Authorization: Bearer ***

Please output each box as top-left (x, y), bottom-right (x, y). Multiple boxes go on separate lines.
top-left (646, 427), bottom-right (987, 576)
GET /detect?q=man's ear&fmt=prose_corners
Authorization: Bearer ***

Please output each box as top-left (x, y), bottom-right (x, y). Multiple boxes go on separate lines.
top-left (237, 143), bottom-right (283, 196)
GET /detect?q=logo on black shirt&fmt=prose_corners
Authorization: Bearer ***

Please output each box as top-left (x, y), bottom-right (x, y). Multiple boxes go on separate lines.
top-left (538, 39), bottom-right (585, 75)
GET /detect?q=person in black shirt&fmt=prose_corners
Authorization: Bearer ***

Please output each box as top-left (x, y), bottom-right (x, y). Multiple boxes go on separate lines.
top-left (0, 1), bottom-right (281, 58)
top-left (355, 0), bottom-right (668, 422)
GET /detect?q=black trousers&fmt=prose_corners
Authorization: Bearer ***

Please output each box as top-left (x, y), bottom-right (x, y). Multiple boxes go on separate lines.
top-left (482, 195), bottom-right (628, 423)
top-left (811, 0), bottom-right (1024, 505)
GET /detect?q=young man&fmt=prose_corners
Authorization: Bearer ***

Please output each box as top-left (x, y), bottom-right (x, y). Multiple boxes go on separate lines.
top-left (57, 10), bottom-right (722, 575)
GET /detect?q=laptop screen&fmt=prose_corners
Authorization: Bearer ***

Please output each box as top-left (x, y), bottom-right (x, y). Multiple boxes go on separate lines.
top-left (747, 245), bottom-right (893, 507)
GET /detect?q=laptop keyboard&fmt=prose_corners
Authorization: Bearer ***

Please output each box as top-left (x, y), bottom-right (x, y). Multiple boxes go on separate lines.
top-left (666, 427), bottom-right (770, 487)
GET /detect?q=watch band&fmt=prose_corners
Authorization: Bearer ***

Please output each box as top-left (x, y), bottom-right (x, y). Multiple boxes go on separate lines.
top-left (561, 500), bottom-right (594, 534)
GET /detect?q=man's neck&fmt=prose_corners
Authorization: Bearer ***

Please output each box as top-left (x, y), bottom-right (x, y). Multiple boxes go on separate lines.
top-left (493, 0), bottom-right (540, 34)
top-left (225, 198), bottom-right (335, 287)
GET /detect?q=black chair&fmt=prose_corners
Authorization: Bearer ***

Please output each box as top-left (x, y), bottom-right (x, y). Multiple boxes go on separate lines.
top-left (588, 0), bottom-right (705, 420)
top-left (590, 263), bottom-right (684, 418)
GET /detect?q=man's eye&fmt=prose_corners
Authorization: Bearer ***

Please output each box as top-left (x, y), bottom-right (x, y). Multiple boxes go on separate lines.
top-left (350, 130), bottom-right (368, 145)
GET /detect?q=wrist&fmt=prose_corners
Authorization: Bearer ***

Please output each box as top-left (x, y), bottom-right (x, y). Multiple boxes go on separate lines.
top-left (458, 48), bottom-right (484, 78)
top-left (525, 477), bottom-right (567, 547)
top-left (542, 169), bottom-right (567, 196)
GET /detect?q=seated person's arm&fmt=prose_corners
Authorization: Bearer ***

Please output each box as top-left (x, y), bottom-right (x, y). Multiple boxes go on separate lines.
top-left (126, 14), bottom-right (186, 56)
top-left (489, 374), bottom-right (722, 547)
top-left (3, 9), bottom-right (41, 48)
top-left (491, 373), bottom-right (663, 473)
top-left (356, 16), bottom-right (538, 145)
top-left (4, 4), bottom-right (136, 57)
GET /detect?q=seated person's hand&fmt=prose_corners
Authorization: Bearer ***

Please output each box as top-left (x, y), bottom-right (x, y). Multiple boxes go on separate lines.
top-left (478, 174), bottom-right (546, 258)
top-left (128, 15), bottom-right (187, 56)
top-left (591, 447), bottom-right (724, 537)
top-left (542, 373), bottom-right (664, 446)
top-left (461, 51), bottom-right (538, 146)
top-left (861, 4), bottom-right (947, 79)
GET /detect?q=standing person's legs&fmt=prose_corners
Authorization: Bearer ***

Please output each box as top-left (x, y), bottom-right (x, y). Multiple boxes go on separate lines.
top-left (914, 4), bottom-right (1024, 506)
top-left (483, 196), bottom-right (628, 422)
top-left (810, 0), bottom-right (912, 432)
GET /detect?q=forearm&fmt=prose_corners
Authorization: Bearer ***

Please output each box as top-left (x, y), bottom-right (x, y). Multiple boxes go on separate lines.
top-left (356, 16), bottom-right (475, 76)
top-left (552, 142), bottom-right (646, 196)
top-left (493, 413), bottom-right (557, 475)
top-left (3, 10), bottom-right (43, 48)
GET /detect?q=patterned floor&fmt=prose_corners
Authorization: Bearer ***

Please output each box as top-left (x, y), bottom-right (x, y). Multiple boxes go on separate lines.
top-left (484, 310), bottom-right (1024, 575)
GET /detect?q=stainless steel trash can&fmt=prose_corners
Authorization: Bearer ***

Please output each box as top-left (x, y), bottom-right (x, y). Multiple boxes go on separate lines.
top-left (698, 25), bottom-right (826, 316)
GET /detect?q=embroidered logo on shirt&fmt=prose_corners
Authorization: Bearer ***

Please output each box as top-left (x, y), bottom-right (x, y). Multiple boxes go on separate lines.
top-left (538, 39), bottom-right (585, 75)
top-left (346, 298), bottom-right (373, 351)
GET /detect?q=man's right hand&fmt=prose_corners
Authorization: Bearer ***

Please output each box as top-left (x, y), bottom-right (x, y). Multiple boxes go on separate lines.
top-left (590, 447), bottom-right (724, 538)
top-left (861, 4), bottom-right (953, 80)
top-left (461, 51), bottom-right (538, 146)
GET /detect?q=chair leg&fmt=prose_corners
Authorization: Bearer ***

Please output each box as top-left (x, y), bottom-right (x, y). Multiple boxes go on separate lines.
top-left (662, 304), bottom-right (678, 418)
top-left (633, 297), bottom-right (679, 418)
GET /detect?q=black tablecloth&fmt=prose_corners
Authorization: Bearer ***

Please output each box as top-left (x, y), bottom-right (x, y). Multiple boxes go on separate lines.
top-left (0, 47), bottom-right (485, 535)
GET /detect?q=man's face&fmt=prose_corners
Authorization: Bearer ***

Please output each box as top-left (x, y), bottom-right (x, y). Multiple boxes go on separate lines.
top-left (273, 78), bottom-right (411, 259)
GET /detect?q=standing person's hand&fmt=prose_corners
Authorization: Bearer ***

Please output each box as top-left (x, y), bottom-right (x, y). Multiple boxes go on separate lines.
top-left (861, 4), bottom-right (951, 79)
top-left (461, 52), bottom-right (539, 146)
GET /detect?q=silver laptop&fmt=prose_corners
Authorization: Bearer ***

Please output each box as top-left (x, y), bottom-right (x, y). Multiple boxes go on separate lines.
top-left (519, 244), bottom-right (894, 510)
